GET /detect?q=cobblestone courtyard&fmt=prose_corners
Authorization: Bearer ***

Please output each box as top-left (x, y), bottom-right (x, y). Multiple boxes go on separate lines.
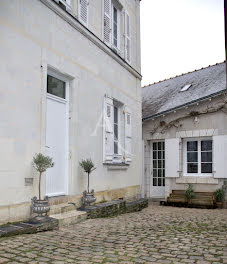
top-left (0, 205), bottom-right (227, 264)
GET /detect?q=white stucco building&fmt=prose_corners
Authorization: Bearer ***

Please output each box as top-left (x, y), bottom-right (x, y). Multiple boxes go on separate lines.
top-left (142, 62), bottom-right (227, 199)
top-left (0, 0), bottom-right (142, 224)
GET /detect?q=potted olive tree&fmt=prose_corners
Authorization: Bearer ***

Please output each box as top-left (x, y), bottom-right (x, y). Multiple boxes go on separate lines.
top-left (80, 159), bottom-right (96, 207)
top-left (214, 188), bottom-right (225, 209)
top-left (185, 184), bottom-right (195, 206)
top-left (31, 153), bottom-right (54, 216)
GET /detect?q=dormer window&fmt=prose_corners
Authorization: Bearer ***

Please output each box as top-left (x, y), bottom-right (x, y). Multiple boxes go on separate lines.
top-left (180, 84), bottom-right (192, 92)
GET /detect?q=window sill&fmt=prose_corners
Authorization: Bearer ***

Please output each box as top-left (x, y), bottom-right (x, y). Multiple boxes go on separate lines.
top-left (176, 176), bottom-right (218, 185)
top-left (104, 163), bottom-right (129, 170)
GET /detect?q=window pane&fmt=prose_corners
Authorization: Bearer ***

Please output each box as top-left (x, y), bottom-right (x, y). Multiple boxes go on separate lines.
top-left (162, 142), bottom-right (165, 150)
top-left (201, 163), bottom-right (212, 173)
top-left (158, 178), bottom-right (162, 186)
top-left (163, 170), bottom-right (165, 178)
top-left (153, 169), bottom-right (157, 177)
top-left (201, 152), bottom-right (212, 162)
top-left (187, 163), bottom-right (198, 173)
top-left (158, 169), bottom-right (162, 177)
top-left (163, 160), bottom-right (165, 168)
top-left (187, 152), bottom-right (198, 162)
top-left (153, 151), bottom-right (157, 159)
top-left (153, 160), bottom-right (157, 168)
top-left (114, 106), bottom-right (118, 123)
top-left (158, 151), bottom-right (161, 159)
top-left (114, 141), bottom-right (118, 154)
top-left (153, 142), bottom-right (157, 150)
top-left (201, 140), bottom-right (212, 151)
top-left (163, 178), bottom-right (165, 187)
top-left (47, 75), bottom-right (66, 99)
top-left (158, 142), bottom-right (162, 150)
top-left (187, 141), bottom-right (198, 151)
top-left (162, 151), bottom-right (165, 159)
top-left (114, 124), bottom-right (118, 140)
top-left (158, 160), bottom-right (162, 168)
top-left (153, 177), bottom-right (157, 186)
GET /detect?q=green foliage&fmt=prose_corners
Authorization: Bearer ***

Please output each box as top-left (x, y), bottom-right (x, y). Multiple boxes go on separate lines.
top-left (32, 153), bottom-right (54, 200)
top-left (79, 159), bottom-right (96, 193)
top-left (185, 184), bottom-right (195, 201)
top-left (79, 159), bottom-right (96, 175)
top-left (214, 188), bottom-right (225, 202)
top-left (33, 153), bottom-right (54, 173)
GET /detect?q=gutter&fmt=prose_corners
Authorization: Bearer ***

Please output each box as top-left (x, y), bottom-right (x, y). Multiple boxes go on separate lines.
top-left (142, 89), bottom-right (227, 122)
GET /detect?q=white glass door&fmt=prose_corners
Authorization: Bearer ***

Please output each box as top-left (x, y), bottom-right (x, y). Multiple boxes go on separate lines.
top-left (150, 141), bottom-right (165, 198)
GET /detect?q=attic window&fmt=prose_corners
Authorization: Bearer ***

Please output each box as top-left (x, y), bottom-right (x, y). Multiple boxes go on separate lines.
top-left (180, 84), bottom-right (192, 92)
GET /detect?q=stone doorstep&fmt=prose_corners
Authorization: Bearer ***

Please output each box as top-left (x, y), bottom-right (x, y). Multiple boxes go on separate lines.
top-left (49, 202), bottom-right (77, 215)
top-left (50, 210), bottom-right (87, 227)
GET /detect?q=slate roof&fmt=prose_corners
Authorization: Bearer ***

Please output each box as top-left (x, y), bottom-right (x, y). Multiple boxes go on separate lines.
top-left (142, 62), bottom-right (226, 121)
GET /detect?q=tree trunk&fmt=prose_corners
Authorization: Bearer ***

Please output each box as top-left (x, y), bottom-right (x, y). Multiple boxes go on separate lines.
top-left (87, 172), bottom-right (90, 193)
top-left (39, 172), bottom-right (42, 200)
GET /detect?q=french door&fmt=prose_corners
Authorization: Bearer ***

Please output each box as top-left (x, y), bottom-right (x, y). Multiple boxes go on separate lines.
top-left (150, 141), bottom-right (165, 198)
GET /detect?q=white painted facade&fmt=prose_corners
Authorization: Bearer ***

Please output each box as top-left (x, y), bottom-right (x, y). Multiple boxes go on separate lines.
top-left (0, 0), bottom-right (142, 224)
top-left (143, 93), bottom-right (227, 199)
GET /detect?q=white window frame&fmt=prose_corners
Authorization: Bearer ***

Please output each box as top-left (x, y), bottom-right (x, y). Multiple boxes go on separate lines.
top-left (55, 0), bottom-right (72, 11)
top-left (183, 137), bottom-right (213, 177)
top-left (111, 2), bottom-right (121, 51)
top-left (113, 100), bottom-right (122, 163)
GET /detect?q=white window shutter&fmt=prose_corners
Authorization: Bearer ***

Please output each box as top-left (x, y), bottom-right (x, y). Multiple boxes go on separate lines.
top-left (103, 96), bottom-right (114, 163)
top-left (124, 106), bottom-right (132, 164)
top-left (78, 0), bottom-right (88, 26)
top-left (213, 135), bottom-right (227, 178)
top-left (103, 0), bottom-right (112, 46)
top-left (125, 11), bottom-right (130, 63)
top-left (165, 138), bottom-right (180, 178)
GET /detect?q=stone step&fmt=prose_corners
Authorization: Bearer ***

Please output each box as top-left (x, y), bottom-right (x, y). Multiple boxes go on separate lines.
top-left (49, 203), bottom-right (77, 215)
top-left (172, 190), bottom-right (214, 197)
top-left (48, 196), bottom-right (70, 206)
top-left (50, 210), bottom-right (87, 227)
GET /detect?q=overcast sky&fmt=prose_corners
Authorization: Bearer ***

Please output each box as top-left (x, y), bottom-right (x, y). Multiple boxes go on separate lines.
top-left (140, 0), bottom-right (225, 86)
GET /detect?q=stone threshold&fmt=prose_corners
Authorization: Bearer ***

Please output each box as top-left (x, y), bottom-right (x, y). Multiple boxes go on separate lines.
top-left (0, 217), bottom-right (58, 238)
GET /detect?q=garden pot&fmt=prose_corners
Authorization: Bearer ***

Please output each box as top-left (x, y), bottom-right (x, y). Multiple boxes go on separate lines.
top-left (82, 190), bottom-right (96, 207)
top-left (31, 196), bottom-right (50, 216)
top-left (216, 202), bottom-right (223, 209)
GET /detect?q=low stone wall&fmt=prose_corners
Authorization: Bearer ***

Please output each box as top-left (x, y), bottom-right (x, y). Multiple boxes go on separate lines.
top-left (126, 198), bottom-right (149, 213)
top-left (0, 217), bottom-right (58, 238)
top-left (80, 198), bottom-right (148, 219)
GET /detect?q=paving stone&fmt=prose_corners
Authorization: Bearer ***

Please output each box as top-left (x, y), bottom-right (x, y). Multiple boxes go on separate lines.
top-left (0, 205), bottom-right (226, 263)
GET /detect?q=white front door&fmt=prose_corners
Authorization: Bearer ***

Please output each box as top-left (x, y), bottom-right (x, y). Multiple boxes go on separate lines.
top-left (150, 141), bottom-right (165, 198)
top-left (46, 74), bottom-right (68, 197)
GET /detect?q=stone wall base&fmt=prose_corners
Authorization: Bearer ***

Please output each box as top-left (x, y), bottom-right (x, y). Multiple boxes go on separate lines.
top-left (0, 185), bottom-right (141, 225)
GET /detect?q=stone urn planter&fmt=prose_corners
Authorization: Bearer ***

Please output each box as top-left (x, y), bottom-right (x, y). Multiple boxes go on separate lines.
top-left (31, 196), bottom-right (50, 216)
top-left (82, 190), bottom-right (96, 207)
top-left (32, 153), bottom-right (54, 216)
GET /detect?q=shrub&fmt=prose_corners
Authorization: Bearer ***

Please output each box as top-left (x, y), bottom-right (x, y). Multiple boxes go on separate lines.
top-left (185, 184), bottom-right (195, 202)
top-left (80, 159), bottom-right (96, 193)
top-left (214, 188), bottom-right (225, 202)
top-left (32, 153), bottom-right (54, 200)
